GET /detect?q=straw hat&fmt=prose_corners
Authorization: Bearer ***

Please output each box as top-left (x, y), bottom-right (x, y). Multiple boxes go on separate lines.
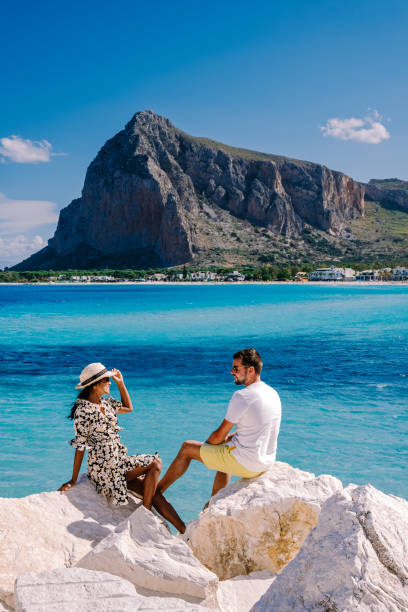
top-left (75, 362), bottom-right (114, 389)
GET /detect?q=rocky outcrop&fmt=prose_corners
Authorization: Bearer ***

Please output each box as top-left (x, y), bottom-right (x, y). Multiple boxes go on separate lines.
top-left (0, 475), bottom-right (139, 607)
top-left (14, 568), bottom-right (206, 611)
top-left (186, 462), bottom-right (342, 580)
top-left (365, 178), bottom-right (408, 211)
top-left (78, 505), bottom-right (219, 605)
top-left (216, 571), bottom-right (275, 612)
top-left (2, 464), bottom-right (408, 611)
top-left (14, 110), bottom-right (365, 270)
top-left (251, 484), bottom-right (408, 611)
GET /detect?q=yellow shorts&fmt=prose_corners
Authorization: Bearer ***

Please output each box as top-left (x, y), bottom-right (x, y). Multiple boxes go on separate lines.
top-left (199, 443), bottom-right (263, 478)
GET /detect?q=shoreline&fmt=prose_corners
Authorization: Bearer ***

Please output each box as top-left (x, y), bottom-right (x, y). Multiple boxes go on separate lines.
top-left (0, 280), bottom-right (407, 287)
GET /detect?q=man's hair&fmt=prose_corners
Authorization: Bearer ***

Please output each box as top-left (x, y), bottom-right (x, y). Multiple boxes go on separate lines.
top-left (233, 348), bottom-right (263, 375)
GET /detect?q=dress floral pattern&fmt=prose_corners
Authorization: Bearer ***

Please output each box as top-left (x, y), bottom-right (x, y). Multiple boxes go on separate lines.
top-left (69, 396), bottom-right (157, 505)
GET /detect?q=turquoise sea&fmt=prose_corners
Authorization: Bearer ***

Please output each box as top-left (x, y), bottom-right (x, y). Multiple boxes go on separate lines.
top-left (0, 284), bottom-right (407, 522)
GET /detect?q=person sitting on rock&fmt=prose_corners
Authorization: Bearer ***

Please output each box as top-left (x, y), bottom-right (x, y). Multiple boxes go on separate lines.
top-left (59, 362), bottom-right (186, 533)
top-left (158, 348), bottom-right (281, 506)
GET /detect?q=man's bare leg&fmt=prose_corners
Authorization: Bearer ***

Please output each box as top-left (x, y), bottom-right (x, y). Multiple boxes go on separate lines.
top-left (158, 440), bottom-right (203, 493)
top-left (202, 471), bottom-right (231, 510)
top-left (212, 470), bottom-right (231, 497)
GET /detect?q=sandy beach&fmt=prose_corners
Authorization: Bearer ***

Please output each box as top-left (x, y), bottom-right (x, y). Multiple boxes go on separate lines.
top-left (0, 280), bottom-right (407, 287)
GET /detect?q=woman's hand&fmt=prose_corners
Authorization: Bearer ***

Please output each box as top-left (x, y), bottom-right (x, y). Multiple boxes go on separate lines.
top-left (58, 479), bottom-right (76, 492)
top-left (111, 368), bottom-right (124, 387)
top-left (112, 368), bottom-right (133, 413)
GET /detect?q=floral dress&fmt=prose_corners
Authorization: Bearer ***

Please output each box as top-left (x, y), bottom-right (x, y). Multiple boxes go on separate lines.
top-left (69, 396), bottom-right (157, 505)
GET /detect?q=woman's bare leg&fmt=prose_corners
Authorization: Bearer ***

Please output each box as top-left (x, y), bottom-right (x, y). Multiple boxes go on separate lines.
top-left (127, 476), bottom-right (186, 533)
top-left (126, 458), bottom-right (162, 510)
top-left (142, 458), bottom-right (162, 509)
top-left (151, 489), bottom-right (186, 533)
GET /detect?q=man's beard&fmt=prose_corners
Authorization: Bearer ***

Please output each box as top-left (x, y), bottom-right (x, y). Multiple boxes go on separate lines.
top-left (234, 376), bottom-right (245, 385)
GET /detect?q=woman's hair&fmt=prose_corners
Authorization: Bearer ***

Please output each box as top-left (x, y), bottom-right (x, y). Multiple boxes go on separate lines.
top-left (68, 385), bottom-right (94, 420)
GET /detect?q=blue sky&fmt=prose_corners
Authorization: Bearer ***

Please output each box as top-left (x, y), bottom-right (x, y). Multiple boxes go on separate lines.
top-left (1, 0), bottom-right (407, 267)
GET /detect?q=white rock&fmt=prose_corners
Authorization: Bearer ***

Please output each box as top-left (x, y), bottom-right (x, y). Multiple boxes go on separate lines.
top-left (0, 475), bottom-right (138, 607)
top-left (187, 461), bottom-right (342, 579)
top-left (14, 567), bottom-right (205, 611)
top-left (78, 505), bottom-right (219, 604)
top-left (0, 575), bottom-right (15, 610)
top-left (251, 484), bottom-right (408, 611)
top-left (217, 571), bottom-right (275, 612)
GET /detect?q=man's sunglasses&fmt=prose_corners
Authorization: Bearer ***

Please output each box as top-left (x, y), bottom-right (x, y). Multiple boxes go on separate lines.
top-left (231, 365), bottom-right (249, 372)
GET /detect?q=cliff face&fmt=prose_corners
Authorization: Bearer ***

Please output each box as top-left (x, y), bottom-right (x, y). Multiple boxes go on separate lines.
top-left (14, 111), bottom-right (365, 270)
top-left (365, 178), bottom-right (408, 211)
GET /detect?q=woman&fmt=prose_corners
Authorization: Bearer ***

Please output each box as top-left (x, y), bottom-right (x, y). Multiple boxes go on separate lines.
top-left (59, 362), bottom-right (185, 533)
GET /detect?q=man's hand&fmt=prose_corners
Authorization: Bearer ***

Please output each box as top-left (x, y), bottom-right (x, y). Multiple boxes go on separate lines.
top-left (206, 419), bottom-right (234, 445)
top-left (58, 479), bottom-right (76, 492)
top-left (112, 368), bottom-right (124, 387)
top-left (224, 432), bottom-right (235, 443)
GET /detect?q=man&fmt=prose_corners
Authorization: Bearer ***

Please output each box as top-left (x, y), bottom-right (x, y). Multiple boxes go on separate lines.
top-left (158, 348), bottom-right (281, 502)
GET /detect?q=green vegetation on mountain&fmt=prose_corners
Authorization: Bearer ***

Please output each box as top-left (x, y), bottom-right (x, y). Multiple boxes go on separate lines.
top-left (368, 178), bottom-right (408, 191)
top-left (181, 132), bottom-right (309, 166)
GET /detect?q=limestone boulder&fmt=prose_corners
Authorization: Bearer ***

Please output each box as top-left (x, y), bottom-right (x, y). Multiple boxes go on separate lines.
top-left (14, 568), bottom-right (205, 611)
top-left (251, 484), bottom-right (408, 611)
top-left (216, 571), bottom-right (275, 612)
top-left (0, 475), bottom-right (138, 607)
top-left (78, 505), bottom-right (219, 605)
top-left (186, 461), bottom-right (342, 579)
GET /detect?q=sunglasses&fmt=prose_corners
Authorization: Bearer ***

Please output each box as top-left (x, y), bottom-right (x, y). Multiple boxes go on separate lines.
top-left (231, 365), bottom-right (249, 372)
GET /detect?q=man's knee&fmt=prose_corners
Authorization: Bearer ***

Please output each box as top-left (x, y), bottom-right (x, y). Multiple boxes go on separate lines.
top-left (177, 440), bottom-right (201, 460)
top-left (177, 441), bottom-right (190, 458)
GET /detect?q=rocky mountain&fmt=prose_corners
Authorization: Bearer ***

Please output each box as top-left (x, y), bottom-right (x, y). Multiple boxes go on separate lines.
top-left (14, 110), bottom-right (366, 270)
top-left (365, 178), bottom-right (408, 212)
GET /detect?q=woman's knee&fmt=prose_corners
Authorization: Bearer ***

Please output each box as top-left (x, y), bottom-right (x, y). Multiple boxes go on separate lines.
top-left (151, 457), bottom-right (162, 472)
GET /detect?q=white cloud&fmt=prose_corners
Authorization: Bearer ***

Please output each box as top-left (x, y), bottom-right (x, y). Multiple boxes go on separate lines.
top-left (0, 135), bottom-right (66, 163)
top-left (320, 110), bottom-right (390, 144)
top-left (0, 234), bottom-right (46, 262)
top-left (0, 193), bottom-right (59, 234)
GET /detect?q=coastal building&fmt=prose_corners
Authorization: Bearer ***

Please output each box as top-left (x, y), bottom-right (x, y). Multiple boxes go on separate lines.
top-left (71, 275), bottom-right (91, 282)
top-left (190, 271), bottom-right (219, 281)
top-left (309, 267), bottom-right (355, 281)
top-left (225, 271), bottom-right (246, 282)
top-left (70, 275), bottom-right (116, 282)
top-left (393, 266), bottom-right (408, 281)
top-left (355, 270), bottom-right (381, 281)
top-left (294, 272), bottom-right (309, 282)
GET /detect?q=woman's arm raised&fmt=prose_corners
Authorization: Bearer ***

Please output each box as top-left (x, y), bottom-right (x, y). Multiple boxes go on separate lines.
top-left (58, 449), bottom-right (85, 491)
top-left (112, 368), bottom-right (133, 413)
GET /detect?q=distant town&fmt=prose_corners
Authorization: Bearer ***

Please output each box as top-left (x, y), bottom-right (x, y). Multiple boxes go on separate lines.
top-left (1, 265), bottom-right (408, 284)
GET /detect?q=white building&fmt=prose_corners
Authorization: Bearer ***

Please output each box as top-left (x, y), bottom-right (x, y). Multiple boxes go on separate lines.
top-left (393, 266), bottom-right (408, 281)
top-left (226, 270), bottom-right (246, 282)
top-left (71, 275), bottom-right (91, 282)
top-left (355, 270), bottom-right (381, 281)
top-left (190, 271), bottom-right (219, 281)
top-left (309, 266), bottom-right (355, 281)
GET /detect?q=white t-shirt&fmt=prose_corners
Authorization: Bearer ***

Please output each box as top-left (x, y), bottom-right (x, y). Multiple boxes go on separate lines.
top-left (225, 380), bottom-right (281, 473)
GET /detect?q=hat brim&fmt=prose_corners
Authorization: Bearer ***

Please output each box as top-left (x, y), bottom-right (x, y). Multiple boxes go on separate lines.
top-left (75, 370), bottom-right (114, 390)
